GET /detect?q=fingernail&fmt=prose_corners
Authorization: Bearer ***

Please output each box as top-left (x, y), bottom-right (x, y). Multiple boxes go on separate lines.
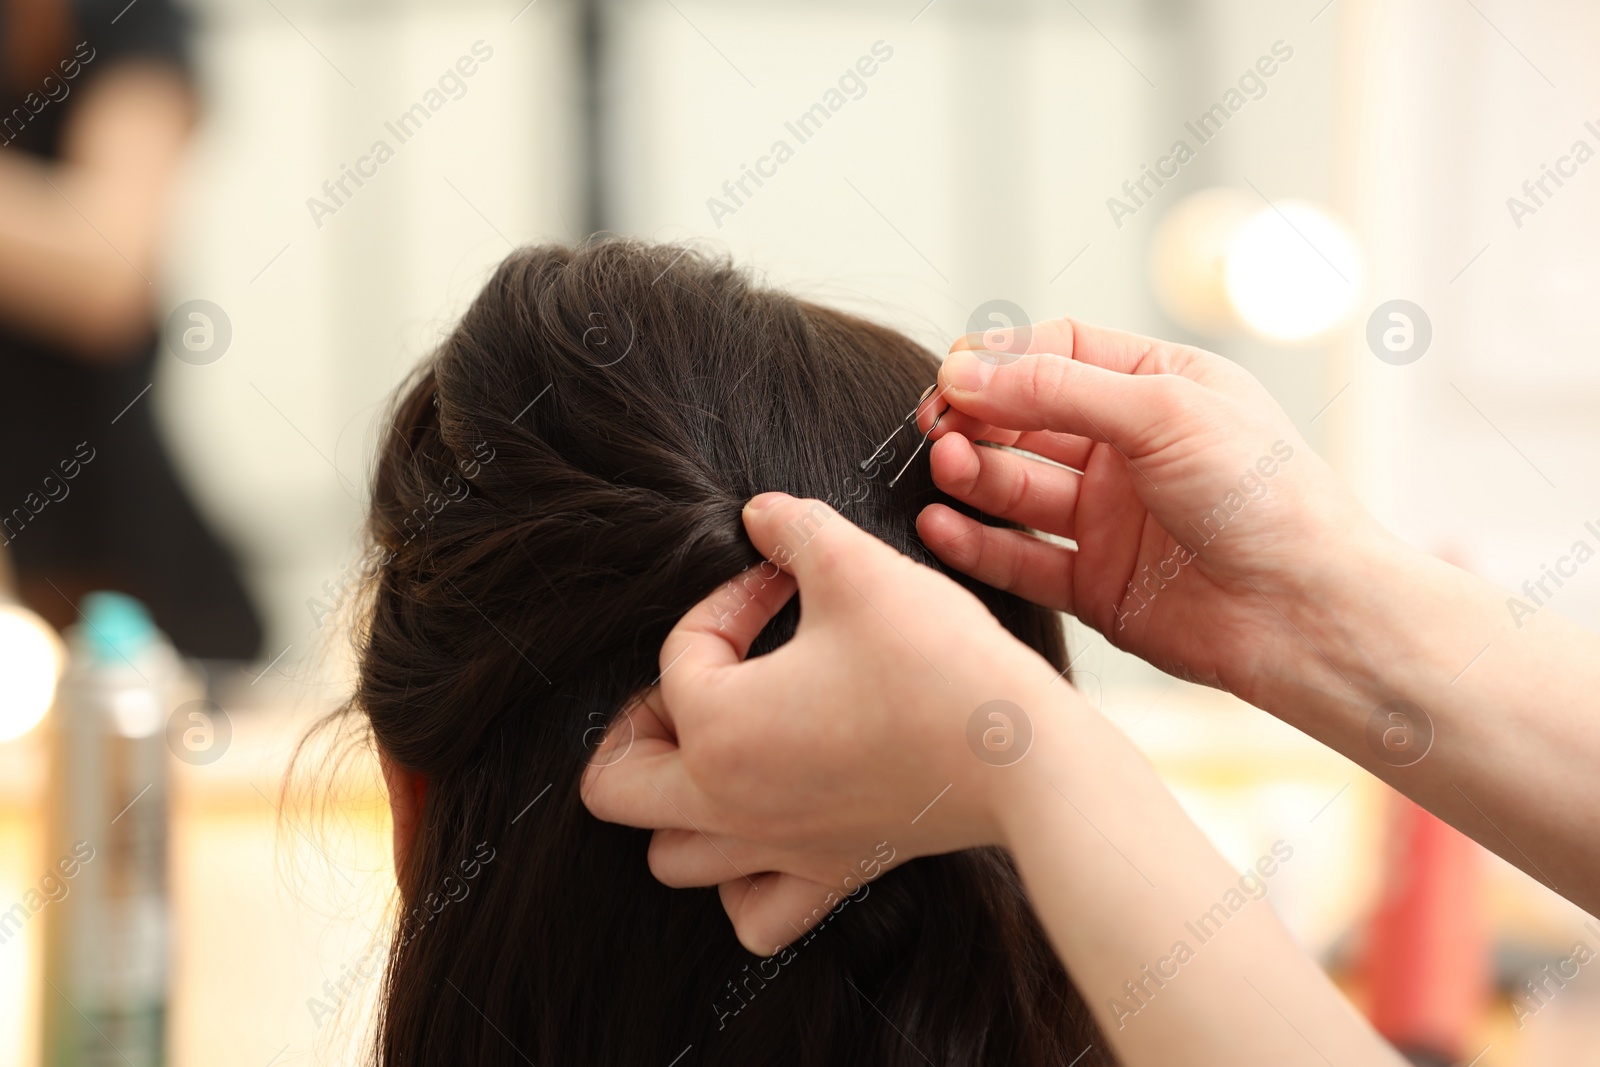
top-left (941, 350), bottom-right (986, 392)
top-left (747, 491), bottom-right (791, 511)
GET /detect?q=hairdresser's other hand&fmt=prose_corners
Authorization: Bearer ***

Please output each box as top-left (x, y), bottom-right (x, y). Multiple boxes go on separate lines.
top-left (580, 493), bottom-right (1081, 956)
top-left (917, 318), bottom-right (1389, 704)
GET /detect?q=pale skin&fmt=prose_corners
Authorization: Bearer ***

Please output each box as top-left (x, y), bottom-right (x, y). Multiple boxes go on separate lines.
top-left (569, 489), bottom-right (1406, 1066)
top-left (915, 319), bottom-right (1600, 910)
top-left (0, 61), bottom-right (193, 358)
top-left (382, 315), bottom-right (1600, 1064)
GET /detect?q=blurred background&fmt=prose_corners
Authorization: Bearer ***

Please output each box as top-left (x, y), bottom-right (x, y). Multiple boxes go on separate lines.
top-left (1, 0), bottom-right (1598, 1063)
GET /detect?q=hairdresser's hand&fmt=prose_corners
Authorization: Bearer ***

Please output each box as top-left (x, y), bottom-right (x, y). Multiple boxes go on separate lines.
top-left (580, 494), bottom-right (1415, 1067)
top-left (919, 317), bottom-right (1600, 920)
top-left (917, 318), bottom-right (1392, 705)
top-left (580, 493), bottom-right (1085, 956)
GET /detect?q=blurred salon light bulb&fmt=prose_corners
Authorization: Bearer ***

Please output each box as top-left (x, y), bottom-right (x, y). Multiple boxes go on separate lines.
top-left (1150, 189), bottom-right (1363, 343)
top-left (0, 601), bottom-right (65, 741)
top-left (1224, 201), bottom-right (1362, 342)
top-left (1148, 188), bottom-right (1259, 337)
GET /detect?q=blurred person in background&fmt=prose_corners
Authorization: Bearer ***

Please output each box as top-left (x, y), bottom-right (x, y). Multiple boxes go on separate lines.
top-left (0, 0), bottom-right (261, 659)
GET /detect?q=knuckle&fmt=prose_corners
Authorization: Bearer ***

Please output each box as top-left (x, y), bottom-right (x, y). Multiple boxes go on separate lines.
top-left (1020, 355), bottom-right (1052, 405)
top-left (949, 456), bottom-right (983, 503)
top-left (1001, 537), bottom-right (1028, 593)
top-left (972, 530), bottom-right (1012, 591)
top-left (803, 528), bottom-right (851, 573)
top-left (1001, 456), bottom-right (1032, 516)
top-left (1146, 338), bottom-right (1215, 376)
top-left (1149, 375), bottom-right (1203, 421)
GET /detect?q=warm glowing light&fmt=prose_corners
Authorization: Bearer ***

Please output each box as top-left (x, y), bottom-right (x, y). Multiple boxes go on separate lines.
top-left (0, 602), bottom-right (65, 741)
top-left (1224, 201), bottom-right (1363, 342)
top-left (1148, 188), bottom-right (1259, 336)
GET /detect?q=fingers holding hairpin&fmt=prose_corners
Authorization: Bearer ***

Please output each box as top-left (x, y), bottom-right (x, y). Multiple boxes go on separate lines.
top-left (917, 397), bottom-right (983, 441)
top-left (920, 405), bottom-right (1095, 474)
top-left (948, 316), bottom-right (1075, 362)
top-left (861, 383), bottom-right (940, 474)
top-left (886, 405), bottom-right (944, 488)
top-left (927, 433), bottom-right (1081, 539)
top-left (1002, 430), bottom-right (1096, 472)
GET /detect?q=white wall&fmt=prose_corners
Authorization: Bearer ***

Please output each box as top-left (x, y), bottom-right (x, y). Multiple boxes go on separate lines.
top-left (156, 0), bottom-right (1344, 700)
top-left (1337, 0), bottom-right (1600, 634)
top-left (157, 0), bottom-right (578, 685)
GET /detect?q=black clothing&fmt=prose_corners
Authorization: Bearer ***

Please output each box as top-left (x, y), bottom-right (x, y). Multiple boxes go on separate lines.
top-left (0, 0), bottom-right (262, 659)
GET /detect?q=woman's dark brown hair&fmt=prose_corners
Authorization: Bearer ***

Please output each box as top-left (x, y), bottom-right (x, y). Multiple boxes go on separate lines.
top-left (349, 240), bottom-right (1108, 1065)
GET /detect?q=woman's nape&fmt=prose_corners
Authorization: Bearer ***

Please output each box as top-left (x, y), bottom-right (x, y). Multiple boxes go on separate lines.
top-left (343, 240), bottom-right (1109, 1065)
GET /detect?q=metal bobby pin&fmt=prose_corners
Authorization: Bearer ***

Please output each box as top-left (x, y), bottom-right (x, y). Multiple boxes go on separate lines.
top-left (860, 383), bottom-right (948, 488)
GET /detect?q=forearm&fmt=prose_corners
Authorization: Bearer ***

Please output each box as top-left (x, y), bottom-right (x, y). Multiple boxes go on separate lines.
top-left (0, 155), bottom-right (154, 355)
top-left (0, 65), bottom-right (192, 359)
top-left (1255, 531), bottom-right (1600, 910)
top-left (996, 701), bottom-right (1403, 1066)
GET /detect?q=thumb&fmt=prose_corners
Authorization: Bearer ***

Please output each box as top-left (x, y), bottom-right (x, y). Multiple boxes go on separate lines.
top-left (938, 348), bottom-right (1189, 452)
top-left (740, 493), bottom-right (903, 603)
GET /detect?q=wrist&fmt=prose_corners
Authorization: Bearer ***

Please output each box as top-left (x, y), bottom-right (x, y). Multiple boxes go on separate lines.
top-left (1250, 524), bottom-right (1490, 735)
top-left (984, 685), bottom-right (1130, 856)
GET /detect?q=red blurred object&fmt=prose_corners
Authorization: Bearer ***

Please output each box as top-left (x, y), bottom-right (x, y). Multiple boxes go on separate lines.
top-left (1358, 794), bottom-right (1489, 1061)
